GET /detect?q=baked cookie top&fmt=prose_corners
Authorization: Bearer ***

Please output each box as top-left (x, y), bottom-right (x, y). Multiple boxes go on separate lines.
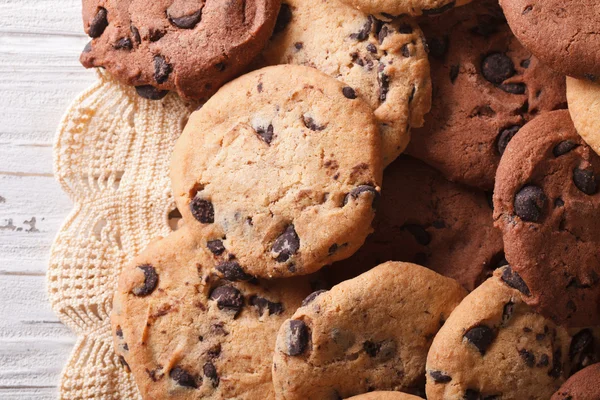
top-left (551, 363), bottom-right (600, 400)
top-left (494, 109), bottom-right (600, 327)
top-left (272, 262), bottom-right (467, 399)
top-left (111, 227), bottom-right (322, 399)
top-left (426, 267), bottom-right (571, 400)
top-left (500, 0), bottom-right (600, 81)
top-left (261, 0), bottom-right (432, 165)
top-left (80, 0), bottom-right (280, 100)
top-left (406, 0), bottom-right (567, 190)
top-left (346, 392), bottom-right (424, 400)
top-left (335, 0), bottom-right (472, 18)
top-left (171, 65), bottom-right (383, 279)
top-left (567, 77), bottom-right (600, 157)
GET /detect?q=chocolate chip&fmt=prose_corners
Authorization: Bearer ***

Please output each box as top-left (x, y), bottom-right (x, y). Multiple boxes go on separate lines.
top-left (131, 25), bottom-right (141, 44)
top-left (168, 9), bottom-right (202, 29)
top-left (350, 17), bottom-right (373, 41)
top-left (450, 64), bottom-right (460, 83)
top-left (402, 224), bottom-right (431, 246)
top-left (272, 225), bottom-right (300, 262)
top-left (149, 28), bottom-right (165, 42)
top-left (89, 7), bottom-right (108, 38)
top-left (83, 41), bottom-right (92, 53)
top-left (497, 126), bottom-right (521, 155)
top-left (463, 389), bottom-right (480, 400)
top-left (482, 53), bottom-right (515, 85)
top-left (398, 23), bottom-right (413, 34)
top-left (401, 44), bottom-right (410, 57)
top-left (114, 37), bottom-right (133, 50)
top-left (501, 267), bottom-right (531, 296)
top-left (429, 370), bottom-right (452, 383)
top-left (169, 366), bottom-right (199, 388)
top-left (422, 1), bottom-right (456, 15)
top-left (115, 326), bottom-right (124, 338)
top-left (573, 167), bottom-right (598, 195)
top-left (285, 320), bottom-right (309, 356)
top-left (255, 124), bottom-right (274, 144)
top-left (118, 355), bottom-right (130, 372)
top-left (502, 301), bottom-right (514, 324)
top-left (553, 140), bottom-right (578, 157)
top-left (203, 362), bottom-right (219, 387)
top-left (209, 286), bottom-right (244, 315)
top-left (549, 348), bottom-right (563, 378)
top-left (537, 354), bottom-right (549, 367)
top-left (294, 42), bottom-right (303, 50)
top-left (132, 264), bottom-right (158, 296)
top-left (463, 325), bottom-right (496, 355)
top-left (216, 261), bottom-right (253, 281)
top-left (378, 25), bottom-right (390, 44)
top-left (154, 55), bottom-right (172, 84)
top-left (378, 65), bottom-right (390, 102)
top-left (514, 185), bottom-right (547, 222)
top-left (521, 59), bottom-right (531, 68)
top-left (135, 85), bottom-right (169, 100)
top-left (301, 290), bottom-right (327, 306)
top-left (569, 329), bottom-right (595, 372)
top-left (328, 243), bottom-right (339, 255)
top-left (344, 185), bottom-right (379, 209)
top-left (363, 340), bottom-right (380, 357)
top-left (207, 240), bottom-right (225, 255)
top-left (366, 43), bottom-right (377, 53)
top-left (342, 86), bottom-right (357, 99)
top-left (427, 36), bottom-right (449, 59)
top-left (274, 4), bottom-right (292, 35)
top-left (190, 197), bottom-right (214, 224)
top-left (250, 296), bottom-right (284, 316)
top-left (302, 115), bottom-right (326, 131)
top-left (499, 83), bottom-right (526, 94)
top-left (519, 349), bottom-right (535, 367)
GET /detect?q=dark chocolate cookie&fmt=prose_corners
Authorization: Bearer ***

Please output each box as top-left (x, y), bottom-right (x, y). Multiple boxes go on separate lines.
top-left (551, 363), bottom-right (600, 400)
top-left (494, 109), bottom-right (600, 327)
top-left (406, 0), bottom-right (567, 190)
top-left (80, 0), bottom-right (280, 100)
top-left (326, 156), bottom-right (504, 291)
top-left (500, 0), bottom-right (600, 81)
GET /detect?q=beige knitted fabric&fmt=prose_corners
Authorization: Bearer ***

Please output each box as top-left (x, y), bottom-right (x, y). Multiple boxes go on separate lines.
top-left (48, 70), bottom-right (193, 399)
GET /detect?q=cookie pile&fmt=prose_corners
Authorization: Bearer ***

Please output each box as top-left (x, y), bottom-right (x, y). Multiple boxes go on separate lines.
top-left (78, 0), bottom-right (600, 398)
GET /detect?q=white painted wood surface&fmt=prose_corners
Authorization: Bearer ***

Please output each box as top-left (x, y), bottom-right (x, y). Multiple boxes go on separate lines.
top-left (0, 1), bottom-right (96, 398)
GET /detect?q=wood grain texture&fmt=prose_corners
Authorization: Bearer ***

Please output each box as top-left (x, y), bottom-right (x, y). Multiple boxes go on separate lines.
top-left (0, 0), bottom-right (96, 397)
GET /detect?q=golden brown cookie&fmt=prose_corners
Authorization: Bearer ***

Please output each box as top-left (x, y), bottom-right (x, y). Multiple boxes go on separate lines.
top-left (567, 77), bottom-right (600, 156)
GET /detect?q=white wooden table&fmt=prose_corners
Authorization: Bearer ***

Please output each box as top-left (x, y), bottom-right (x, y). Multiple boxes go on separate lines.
top-left (0, 1), bottom-right (96, 398)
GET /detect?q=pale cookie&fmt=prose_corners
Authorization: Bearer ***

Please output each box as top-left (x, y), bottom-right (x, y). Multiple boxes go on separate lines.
top-left (261, 0), bottom-right (431, 165)
top-left (336, 0), bottom-right (472, 18)
top-left (346, 392), bottom-right (424, 400)
top-left (426, 267), bottom-right (571, 400)
top-left (567, 77), bottom-right (600, 157)
top-left (111, 227), bottom-right (323, 399)
top-left (272, 262), bottom-right (467, 399)
top-left (171, 65), bottom-right (383, 279)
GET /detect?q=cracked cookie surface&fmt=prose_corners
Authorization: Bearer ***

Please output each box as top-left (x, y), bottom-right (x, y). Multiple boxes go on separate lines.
top-left (80, 0), bottom-right (280, 100)
top-left (406, 0), bottom-right (567, 190)
top-left (171, 65), bottom-right (383, 279)
top-left (272, 262), bottom-right (467, 399)
top-left (259, 0), bottom-right (432, 166)
top-left (111, 227), bottom-right (322, 399)
top-left (494, 110), bottom-right (600, 327)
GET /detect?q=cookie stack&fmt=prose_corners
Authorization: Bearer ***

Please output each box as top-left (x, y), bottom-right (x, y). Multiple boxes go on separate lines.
top-left (76, 0), bottom-right (600, 398)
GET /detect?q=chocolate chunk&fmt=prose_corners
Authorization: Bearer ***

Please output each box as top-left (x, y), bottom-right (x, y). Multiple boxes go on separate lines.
top-left (114, 37), bottom-right (132, 50)
top-left (118, 355), bottom-right (130, 372)
top-left (378, 25), bottom-right (390, 44)
top-left (274, 4), bottom-right (292, 35)
top-left (501, 267), bottom-right (532, 296)
top-left (294, 42), bottom-right (303, 50)
top-left (285, 320), bottom-right (309, 356)
top-left (350, 17), bottom-right (373, 41)
top-left (573, 167), bottom-right (598, 195)
top-left (216, 261), bottom-right (253, 281)
top-left (301, 290), bottom-right (327, 306)
top-left (569, 329), bottom-right (595, 372)
top-left (89, 7), bottom-right (108, 38)
top-left (342, 86), bottom-right (357, 99)
top-left (130, 25), bottom-right (141, 44)
top-left (402, 224), bottom-right (431, 246)
top-left (363, 340), bottom-right (381, 357)
top-left (154, 56), bottom-right (172, 84)
top-left (519, 349), bottom-right (535, 367)
top-left (499, 83), bottom-right (526, 94)
top-left (378, 66), bottom-right (390, 102)
top-left (537, 354), bottom-right (549, 367)
top-left (255, 124), bottom-right (274, 144)
top-left (427, 36), bottom-right (449, 59)
top-left (398, 24), bottom-right (413, 34)
top-left (366, 43), bottom-right (377, 53)
top-left (168, 9), bottom-right (202, 29)
top-left (169, 366), bottom-right (199, 388)
top-left (482, 53), bottom-right (515, 85)
top-left (463, 325), bottom-right (496, 355)
top-left (209, 285), bottom-right (244, 315)
top-left (135, 85), bottom-right (169, 100)
top-left (422, 1), bottom-right (456, 15)
top-left (203, 362), bottom-right (219, 387)
top-left (302, 115), bottom-right (326, 131)
top-left (148, 28), bottom-right (165, 42)
top-left (272, 225), bottom-right (300, 263)
top-left (429, 370), bottom-right (452, 383)
top-left (549, 348), bottom-right (563, 378)
top-left (450, 65), bottom-right (459, 83)
top-left (553, 141), bottom-right (578, 157)
top-left (190, 197), bottom-right (214, 224)
top-left (502, 301), bottom-right (514, 324)
top-left (344, 185), bottom-right (379, 208)
top-left (250, 296), bottom-right (284, 316)
top-left (207, 239), bottom-right (225, 255)
top-left (328, 243), bottom-right (339, 255)
top-left (401, 44), bottom-right (411, 58)
top-left (115, 326), bottom-right (124, 339)
top-left (497, 126), bottom-right (521, 155)
top-left (132, 264), bottom-right (159, 296)
top-left (514, 185), bottom-right (547, 222)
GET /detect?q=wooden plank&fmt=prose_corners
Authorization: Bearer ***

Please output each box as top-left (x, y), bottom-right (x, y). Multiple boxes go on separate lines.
top-left (0, 0), bottom-right (83, 35)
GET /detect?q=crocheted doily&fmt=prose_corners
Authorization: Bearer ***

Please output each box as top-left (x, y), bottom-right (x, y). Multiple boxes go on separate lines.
top-left (49, 70), bottom-right (194, 399)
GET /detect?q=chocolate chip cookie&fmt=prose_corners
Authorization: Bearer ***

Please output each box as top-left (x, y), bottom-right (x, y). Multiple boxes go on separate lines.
top-left (80, 0), bottom-right (280, 100)
top-left (326, 156), bottom-right (503, 291)
top-left (336, 0), bottom-right (472, 17)
top-left (426, 267), bottom-right (571, 399)
top-left (260, 1), bottom-right (432, 165)
top-left (111, 227), bottom-right (322, 399)
top-left (272, 262), bottom-right (467, 399)
top-left (494, 109), bottom-right (600, 327)
top-left (406, 0), bottom-right (567, 190)
top-left (171, 65), bottom-right (383, 279)
top-left (567, 77), bottom-right (600, 156)
top-left (346, 392), bottom-right (423, 400)
top-left (500, 0), bottom-right (600, 81)
top-left (551, 363), bottom-right (600, 400)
